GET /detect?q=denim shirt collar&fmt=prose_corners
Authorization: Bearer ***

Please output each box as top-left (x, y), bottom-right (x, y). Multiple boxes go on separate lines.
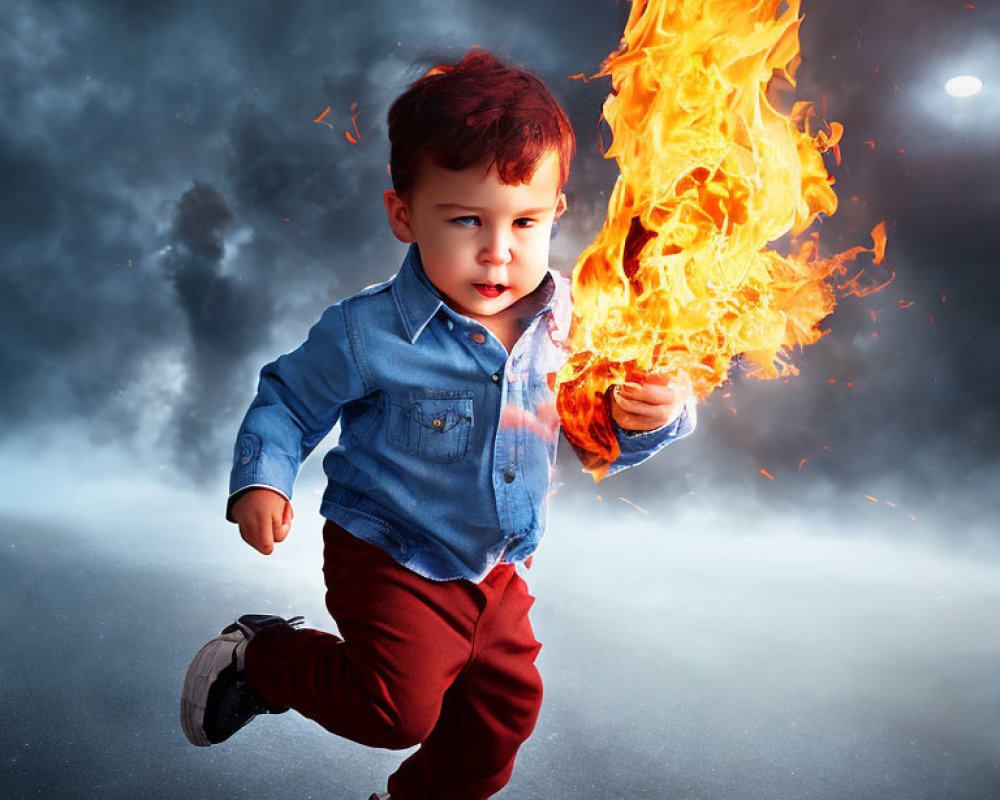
top-left (391, 244), bottom-right (444, 344)
top-left (391, 243), bottom-right (558, 345)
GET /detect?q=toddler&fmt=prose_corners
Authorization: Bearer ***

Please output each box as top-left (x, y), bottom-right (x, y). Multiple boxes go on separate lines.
top-left (181, 47), bottom-right (696, 800)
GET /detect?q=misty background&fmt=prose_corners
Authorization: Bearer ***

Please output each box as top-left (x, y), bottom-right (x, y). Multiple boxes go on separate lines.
top-left (1, 1), bottom-right (998, 798)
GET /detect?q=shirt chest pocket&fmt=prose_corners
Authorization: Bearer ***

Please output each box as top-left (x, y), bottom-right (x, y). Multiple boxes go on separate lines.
top-left (387, 390), bottom-right (474, 464)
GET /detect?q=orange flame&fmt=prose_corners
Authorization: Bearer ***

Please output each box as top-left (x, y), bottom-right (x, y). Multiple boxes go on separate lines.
top-left (555, 0), bottom-right (892, 479)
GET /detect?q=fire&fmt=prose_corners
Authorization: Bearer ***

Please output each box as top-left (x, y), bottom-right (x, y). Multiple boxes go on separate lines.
top-left (555, 0), bottom-right (892, 479)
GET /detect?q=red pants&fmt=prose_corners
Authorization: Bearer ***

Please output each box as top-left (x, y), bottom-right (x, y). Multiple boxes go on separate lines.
top-left (244, 521), bottom-right (544, 800)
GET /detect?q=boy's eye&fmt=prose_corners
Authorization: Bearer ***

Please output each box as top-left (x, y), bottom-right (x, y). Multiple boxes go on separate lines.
top-left (514, 218), bottom-right (536, 228)
top-left (451, 215), bottom-right (481, 227)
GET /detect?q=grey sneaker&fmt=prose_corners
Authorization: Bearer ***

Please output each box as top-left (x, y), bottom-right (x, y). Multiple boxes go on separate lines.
top-left (180, 614), bottom-right (304, 746)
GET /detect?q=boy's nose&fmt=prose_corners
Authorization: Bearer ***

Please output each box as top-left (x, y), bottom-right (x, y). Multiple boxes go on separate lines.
top-left (478, 227), bottom-right (512, 266)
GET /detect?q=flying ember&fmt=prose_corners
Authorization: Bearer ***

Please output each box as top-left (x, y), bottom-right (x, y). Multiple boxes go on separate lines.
top-left (555, 0), bottom-right (891, 479)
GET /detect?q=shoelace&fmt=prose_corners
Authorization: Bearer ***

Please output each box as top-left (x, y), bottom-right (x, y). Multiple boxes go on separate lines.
top-left (235, 615), bottom-right (307, 639)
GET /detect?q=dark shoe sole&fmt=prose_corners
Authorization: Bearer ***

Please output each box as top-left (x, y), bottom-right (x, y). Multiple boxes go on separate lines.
top-left (180, 629), bottom-right (244, 747)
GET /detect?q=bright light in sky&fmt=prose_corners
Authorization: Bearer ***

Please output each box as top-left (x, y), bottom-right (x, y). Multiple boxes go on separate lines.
top-left (945, 75), bottom-right (984, 97)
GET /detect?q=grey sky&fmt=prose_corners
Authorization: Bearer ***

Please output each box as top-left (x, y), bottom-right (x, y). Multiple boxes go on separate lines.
top-left (1, 0), bottom-right (998, 513)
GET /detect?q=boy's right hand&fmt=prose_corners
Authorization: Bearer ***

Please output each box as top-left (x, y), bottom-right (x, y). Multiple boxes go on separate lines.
top-left (230, 488), bottom-right (293, 556)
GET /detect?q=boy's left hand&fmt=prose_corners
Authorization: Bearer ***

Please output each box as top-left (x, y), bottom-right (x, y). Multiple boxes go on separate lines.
top-left (609, 372), bottom-right (692, 433)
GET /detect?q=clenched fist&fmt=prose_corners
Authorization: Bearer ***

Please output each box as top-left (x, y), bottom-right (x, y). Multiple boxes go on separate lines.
top-left (230, 488), bottom-right (294, 555)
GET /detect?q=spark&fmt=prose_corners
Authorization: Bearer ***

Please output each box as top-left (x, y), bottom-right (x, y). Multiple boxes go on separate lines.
top-left (345, 102), bottom-right (363, 144)
top-left (760, 469), bottom-right (776, 481)
top-left (618, 497), bottom-right (649, 515)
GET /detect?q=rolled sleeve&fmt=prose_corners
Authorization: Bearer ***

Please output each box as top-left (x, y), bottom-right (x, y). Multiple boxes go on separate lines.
top-left (227, 301), bottom-right (369, 519)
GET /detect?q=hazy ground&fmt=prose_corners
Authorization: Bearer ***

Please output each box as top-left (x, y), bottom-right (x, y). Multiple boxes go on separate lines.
top-left (2, 454), bottom-right (997, 800)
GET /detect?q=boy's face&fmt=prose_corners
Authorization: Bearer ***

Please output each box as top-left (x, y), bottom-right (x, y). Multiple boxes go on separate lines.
top-left (383, 151), bottom-right (567, 321)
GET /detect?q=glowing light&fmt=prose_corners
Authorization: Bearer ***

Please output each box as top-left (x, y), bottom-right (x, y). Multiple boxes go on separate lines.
top-left (945, 76), bottom-right (983, 97)
top-left (554, 0), bottom-right (892, 479)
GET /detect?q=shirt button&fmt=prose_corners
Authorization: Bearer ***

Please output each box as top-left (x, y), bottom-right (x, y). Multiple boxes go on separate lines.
top-left (491, 372), bottom-right (501, 382)
top-left (471, 332), bottom-right (486, 344)
top-left (503, 466), bottom-right (517, 483)
top-left (446, 320), bottom-right (454, 330)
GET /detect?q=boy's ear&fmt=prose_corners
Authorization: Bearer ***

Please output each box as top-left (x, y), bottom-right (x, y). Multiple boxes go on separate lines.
top-left (554, 192), bottom-right (567, 221)
top-left (383, 189), bottom-right (415, 243)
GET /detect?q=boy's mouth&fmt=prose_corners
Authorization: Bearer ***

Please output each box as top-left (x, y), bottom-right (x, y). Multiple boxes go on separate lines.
top-left (473, 283), bottom-right (506, 298)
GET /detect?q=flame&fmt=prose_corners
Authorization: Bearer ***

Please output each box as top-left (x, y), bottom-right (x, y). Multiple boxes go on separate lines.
top-left (555, 0), bottom-right (892, 478)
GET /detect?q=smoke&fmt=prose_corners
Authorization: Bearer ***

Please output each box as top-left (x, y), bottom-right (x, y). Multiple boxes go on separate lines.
top-left (0, 0), bottom-right (996, 508)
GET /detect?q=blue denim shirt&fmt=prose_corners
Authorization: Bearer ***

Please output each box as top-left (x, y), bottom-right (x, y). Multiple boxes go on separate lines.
top-left (229, 244), bottom-right (696, 582)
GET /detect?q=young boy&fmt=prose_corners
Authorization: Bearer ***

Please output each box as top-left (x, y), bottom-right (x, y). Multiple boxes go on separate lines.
top-left (181, 47), bottom-right (695, 800)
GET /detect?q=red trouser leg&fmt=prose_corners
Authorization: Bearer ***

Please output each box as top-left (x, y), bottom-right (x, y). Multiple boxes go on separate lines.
top-left (243, 521), bottom-right (543, 800)
top-left (388, 563), bottom-right (543, 800)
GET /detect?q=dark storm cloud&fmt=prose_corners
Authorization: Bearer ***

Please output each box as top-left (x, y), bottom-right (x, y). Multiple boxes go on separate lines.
top-left (161, 183), bottom-right (261, 478)
top-left (0, 0), bottom-right (618, 480)
top-left (0, 0), bottom-right (997, 508)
